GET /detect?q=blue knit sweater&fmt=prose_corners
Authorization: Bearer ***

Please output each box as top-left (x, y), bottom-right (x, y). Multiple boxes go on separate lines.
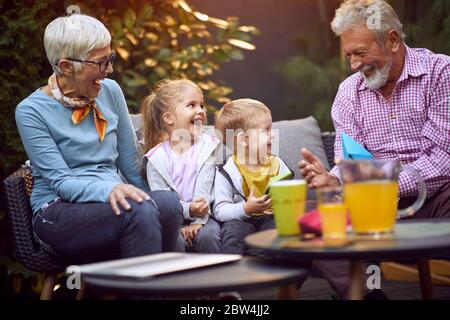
top-left (15, 79), bottom-right (149, 213)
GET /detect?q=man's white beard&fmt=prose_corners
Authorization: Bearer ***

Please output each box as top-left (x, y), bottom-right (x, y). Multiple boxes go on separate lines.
top-left (360, 58), bottom-right (393, 91)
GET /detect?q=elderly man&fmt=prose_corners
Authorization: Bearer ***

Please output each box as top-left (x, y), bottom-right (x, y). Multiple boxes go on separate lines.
top-left (300, 0), bottom-right (450, 218)
top-left (299, 0), bottom-right (449, 300)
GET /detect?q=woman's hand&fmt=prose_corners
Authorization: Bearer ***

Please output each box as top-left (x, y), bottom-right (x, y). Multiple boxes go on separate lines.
top-left (181, 224), bottom-right (204, 247)
top-left (109, 183), bottom-right (150, 215)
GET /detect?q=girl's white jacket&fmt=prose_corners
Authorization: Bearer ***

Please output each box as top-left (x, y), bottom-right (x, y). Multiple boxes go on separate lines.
top-left (144, 133), bottom-right (220, 225)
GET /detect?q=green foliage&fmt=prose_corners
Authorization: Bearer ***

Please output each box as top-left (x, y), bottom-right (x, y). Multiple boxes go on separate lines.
top-left (275, 12), bottom-right (351, 131)
top-left (277, 0), bottom-right (449, 131)
top-left (0, 0), bottom-right (258, 180)
top-left (0, 3), bottom-right (62, 291)
top-left (77, 0), bottom-right (259, 113)
top-left (277, 57), bottom-right (350, 131)
top-left (0, 0), bottom-right (61, 182)
top-left (0, 0), bottom-right (258, 181)
top-left (403, 0), bottom-right (450, 54)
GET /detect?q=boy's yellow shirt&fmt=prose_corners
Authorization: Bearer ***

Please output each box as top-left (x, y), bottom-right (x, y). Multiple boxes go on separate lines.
top-left (233, 155), bottom-right (280, 215)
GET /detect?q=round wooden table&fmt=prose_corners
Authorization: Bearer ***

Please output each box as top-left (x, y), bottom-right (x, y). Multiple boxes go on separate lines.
top-left (81, 256), bottom-right (310, 299)
top-left (245, 219), bottom-right (450, 300)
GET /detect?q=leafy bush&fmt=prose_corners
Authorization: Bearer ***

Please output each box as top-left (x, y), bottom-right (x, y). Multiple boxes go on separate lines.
top-left (0, 0), bottom-right (258, 180)
top-left (78, 0), bottom-right (259, 113)
top-left (275, 18), bottom-right (351, 131)
top-left (403, 0), bottom-right (450, 54)
top-left (0, 0), bottom-right (62, 183)
top-left (277, 0), bottom-right (449, 131)
top-left (277, 56), bottom-right (350, 131)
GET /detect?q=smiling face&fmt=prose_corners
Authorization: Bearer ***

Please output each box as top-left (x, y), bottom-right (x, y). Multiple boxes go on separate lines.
top-left (163, 85), bottom-right (206, 142)
top-left (341, 26), bottom-right (393, 90)
top-left (75, 46), bottom-right (113, 98)
top-left (58, 45), bottom-right (113, 99)
top-left (244, 111), bottom-right (274, 165)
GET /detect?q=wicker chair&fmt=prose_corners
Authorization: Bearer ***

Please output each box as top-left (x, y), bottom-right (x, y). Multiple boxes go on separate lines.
top-left (2, 166), bottom-right (66, 299)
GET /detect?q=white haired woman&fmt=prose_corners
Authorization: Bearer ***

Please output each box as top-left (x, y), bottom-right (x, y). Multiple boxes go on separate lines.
top-left (15, 14), bottom-right (183, 264)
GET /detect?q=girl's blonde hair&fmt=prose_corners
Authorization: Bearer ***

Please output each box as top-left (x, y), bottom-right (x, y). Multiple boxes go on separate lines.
top-left (141, 78), bottom-right (203, 153)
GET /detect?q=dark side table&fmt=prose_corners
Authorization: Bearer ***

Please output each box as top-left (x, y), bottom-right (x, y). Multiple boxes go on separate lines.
top-left (81, 256), bottom-right (310, 299)
top-left (245, 219), bottom-right (450, 300)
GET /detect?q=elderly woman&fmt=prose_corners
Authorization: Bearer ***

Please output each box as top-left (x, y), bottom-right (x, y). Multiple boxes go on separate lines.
top-left (15, 14), bottom-right (183, 264)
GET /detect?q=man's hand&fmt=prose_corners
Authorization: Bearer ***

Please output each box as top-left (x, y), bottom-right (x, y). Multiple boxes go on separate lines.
top-left (181, 224), bottom-right (203, 247)
top-left (189, 197), bottom-right (209, 218)
top-left (243, 187), bottom-right (272, 216)
top-left (108, 183), bottom-right (150, 216)
top-left (298, 148), bottom-right (340, 189)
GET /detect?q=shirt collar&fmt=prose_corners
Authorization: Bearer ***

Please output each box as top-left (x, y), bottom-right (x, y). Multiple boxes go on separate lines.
top-left (357, 45), bottom-right (427, 91)
top-left (398, 45), bottom-right (427, 81)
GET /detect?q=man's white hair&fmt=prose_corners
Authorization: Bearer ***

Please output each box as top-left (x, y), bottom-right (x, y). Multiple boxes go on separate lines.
top-left (44, 14), bottom-right (111, 75)
top-left (331, 0), bottom-right (405, 44)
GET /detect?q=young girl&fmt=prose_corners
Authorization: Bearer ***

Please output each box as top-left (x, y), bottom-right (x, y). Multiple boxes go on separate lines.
top-left (141, 79), bottom-right (221, 253)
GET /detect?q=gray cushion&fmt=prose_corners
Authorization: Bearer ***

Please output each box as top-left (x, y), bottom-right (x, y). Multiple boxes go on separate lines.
top-left (131, 114), bottom-right (329, 172)
top-left (131, 114), bottom-right (329, 199)
top-left (272, 116), bottom-right (330, 178)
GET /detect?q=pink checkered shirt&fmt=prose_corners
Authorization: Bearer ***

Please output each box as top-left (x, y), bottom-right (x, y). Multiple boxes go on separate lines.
top-left (329, 46), bottom-right (450, 198)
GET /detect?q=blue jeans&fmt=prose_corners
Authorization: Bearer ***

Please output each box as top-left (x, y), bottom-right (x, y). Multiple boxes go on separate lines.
top-left (32, 190), bottom-right (183, 264)
top-left (176, 218), bottom-right (222, 253)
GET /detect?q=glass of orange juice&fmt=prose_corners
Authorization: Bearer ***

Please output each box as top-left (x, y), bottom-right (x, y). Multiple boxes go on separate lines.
top-left (338, 159), bottom-right (426, 237)
top-left (316, 186), bottom-right (348, 245)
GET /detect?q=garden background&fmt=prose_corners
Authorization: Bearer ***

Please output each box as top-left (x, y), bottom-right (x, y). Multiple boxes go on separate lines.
top-left (0, 0), bottom-right (449, 298)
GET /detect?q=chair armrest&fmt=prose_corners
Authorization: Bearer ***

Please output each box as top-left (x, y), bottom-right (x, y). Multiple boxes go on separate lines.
top-left (3, 167), bottom-right (64, 272)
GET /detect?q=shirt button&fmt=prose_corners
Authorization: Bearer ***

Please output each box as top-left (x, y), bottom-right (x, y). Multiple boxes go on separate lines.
top-left (391, 113), bottom-right (396, 119)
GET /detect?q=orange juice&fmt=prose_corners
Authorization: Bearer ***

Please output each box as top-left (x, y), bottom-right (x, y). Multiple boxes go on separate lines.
top-left (344, 180), bottom-right (398, 234)
top-left (318, 203), bottom-right (347, 240)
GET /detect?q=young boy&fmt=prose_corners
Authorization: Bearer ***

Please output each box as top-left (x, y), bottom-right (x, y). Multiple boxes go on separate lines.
top-left (213, 99), bottom-right (293, 254)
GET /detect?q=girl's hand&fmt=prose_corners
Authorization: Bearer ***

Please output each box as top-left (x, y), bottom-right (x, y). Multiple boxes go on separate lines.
top-left (108, 183), bottom-right (150, 216)
top-left (181, 224), bottom-right (204, 247)
top-left (189, 197), bottom-right (209, 217)
top-left (243, 187), bottom-right (272, 216)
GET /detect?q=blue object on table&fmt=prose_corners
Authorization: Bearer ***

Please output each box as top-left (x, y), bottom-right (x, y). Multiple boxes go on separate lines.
top-left (341, 132), bottom-right (373, 160)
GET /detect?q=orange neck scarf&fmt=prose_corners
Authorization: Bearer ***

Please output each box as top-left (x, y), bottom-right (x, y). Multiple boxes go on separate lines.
top-left (48, 73), bottom-right (107, 142)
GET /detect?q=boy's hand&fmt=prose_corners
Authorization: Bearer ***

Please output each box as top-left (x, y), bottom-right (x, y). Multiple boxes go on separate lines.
top-left (189, 197), bottom-right (209, 218)
top-left (244, 187), bottom-right (272, 216)
top-left (181, 224), bottom-right (204, 247)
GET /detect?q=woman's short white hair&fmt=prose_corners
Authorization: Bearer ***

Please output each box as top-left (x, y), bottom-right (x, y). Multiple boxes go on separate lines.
top-left (44, 14), bottom-right (111, 74)
top-left (331, 0), bottom-right (405, 44)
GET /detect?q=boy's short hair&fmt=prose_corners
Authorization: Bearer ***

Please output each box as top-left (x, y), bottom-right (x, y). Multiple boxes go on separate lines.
top-left (215, 98), bottom-right (271, 142)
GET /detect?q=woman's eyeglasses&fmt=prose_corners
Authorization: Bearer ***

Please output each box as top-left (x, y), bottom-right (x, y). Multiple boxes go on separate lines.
top-left (58, 52), bottom-right (117, 73)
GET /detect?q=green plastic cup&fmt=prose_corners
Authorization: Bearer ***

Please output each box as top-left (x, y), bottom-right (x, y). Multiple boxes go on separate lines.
top-left (269, 179), bottom-right (307, 236)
